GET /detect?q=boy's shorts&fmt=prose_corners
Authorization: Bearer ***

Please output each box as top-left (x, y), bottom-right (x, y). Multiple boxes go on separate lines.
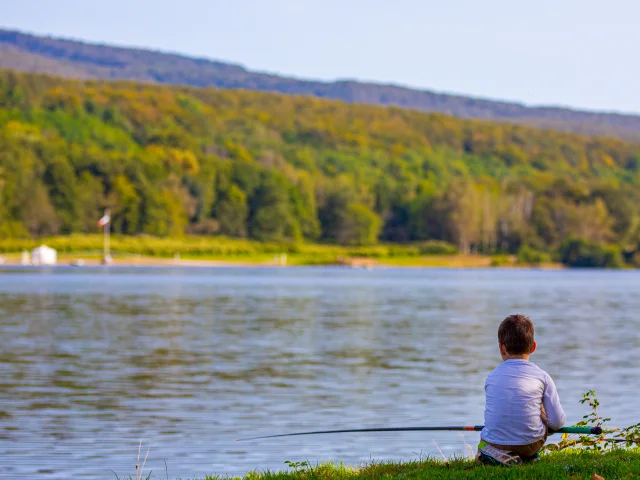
top-left (478, 436), bottom-right (546, 459)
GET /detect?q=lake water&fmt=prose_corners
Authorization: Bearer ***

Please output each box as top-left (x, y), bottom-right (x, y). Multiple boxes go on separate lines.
top-left (1, 267), bottom-right (639, 479)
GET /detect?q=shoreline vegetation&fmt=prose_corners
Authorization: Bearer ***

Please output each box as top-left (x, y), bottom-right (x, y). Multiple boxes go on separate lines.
top-left (194, 450), bottom-right (640, 480)
top-left (0, 234), bottom-right (567, 269)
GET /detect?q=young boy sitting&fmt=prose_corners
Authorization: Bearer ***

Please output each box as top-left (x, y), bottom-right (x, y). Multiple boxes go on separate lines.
top-left (477, 314), bottom-right (566, 466)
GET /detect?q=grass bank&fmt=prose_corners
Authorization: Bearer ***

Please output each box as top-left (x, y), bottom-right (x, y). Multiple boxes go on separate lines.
top-left (194, 450), bottom-right (640, 480)
top-left (0, 235), bottom-right (560, 268)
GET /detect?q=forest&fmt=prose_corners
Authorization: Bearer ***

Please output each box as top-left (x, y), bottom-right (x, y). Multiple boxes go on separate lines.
top-left (1, 69), bottom-right (639, 267)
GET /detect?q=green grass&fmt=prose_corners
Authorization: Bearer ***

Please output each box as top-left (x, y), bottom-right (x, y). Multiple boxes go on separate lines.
top-left (197, 449), bottom-right (640, 480)
top-left (0, 234), bottom-right (535, 268)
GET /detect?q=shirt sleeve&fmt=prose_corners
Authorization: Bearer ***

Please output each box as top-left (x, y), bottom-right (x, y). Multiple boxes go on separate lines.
top-left (543, 373), bottom-right (567, 430)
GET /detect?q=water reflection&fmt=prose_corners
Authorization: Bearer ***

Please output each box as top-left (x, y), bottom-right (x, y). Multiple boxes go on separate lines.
top-left (0, 268), bottom-right (639, 478)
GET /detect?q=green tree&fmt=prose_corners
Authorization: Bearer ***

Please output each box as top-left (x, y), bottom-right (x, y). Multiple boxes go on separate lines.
top-left (560, 238), bottom-right (623, 268)
top-left (530, 198), bottom-right (558, 248)
top-left (0, 165), bottom-right (28, 238)
top-left (591, 184), bottom-right (638, 245)
top-left (21, 182), bottom-right (60, 237)
top-left (438, 179), bottom-right (483, 254)
top-left (107, 175), bottom-right (140, 234)
top-left (43, 156), bottom-right (80, 233)
top-left (317, 177), bottom-right (357, 242)
top-left (573, 199), bottom-right (614, 244)
top-left (215, 184), bottom-right (248, 237)
top-left (291, 172), bottom-right (320, 240)
top-left (338, 203), bottom-right (382, 245)
top-left (249, 170), bottom-right (300, 242)
top-left (76, 171), bottom-right (104, 233)
top-left (141, 186), bottom-right (187, 237)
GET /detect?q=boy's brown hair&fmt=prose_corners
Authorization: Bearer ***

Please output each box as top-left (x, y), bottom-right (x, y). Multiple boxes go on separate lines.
top-left (498, 314), bottom-right (535, 354)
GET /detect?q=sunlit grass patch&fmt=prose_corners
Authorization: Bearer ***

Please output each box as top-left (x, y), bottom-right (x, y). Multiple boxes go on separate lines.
top-left (199, 449), bottom-right (640, 480)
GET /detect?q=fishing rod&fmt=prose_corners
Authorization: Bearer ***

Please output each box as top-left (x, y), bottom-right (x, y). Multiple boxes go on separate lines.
top-left (236, 425), bottom-right (602, 442)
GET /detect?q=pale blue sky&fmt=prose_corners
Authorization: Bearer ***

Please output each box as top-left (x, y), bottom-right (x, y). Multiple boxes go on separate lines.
top-left (3, 0), bottom-right (640, 114)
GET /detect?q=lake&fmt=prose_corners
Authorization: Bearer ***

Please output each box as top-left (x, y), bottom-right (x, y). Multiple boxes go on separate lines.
top-left (1, 267), bottom-right (639, 479)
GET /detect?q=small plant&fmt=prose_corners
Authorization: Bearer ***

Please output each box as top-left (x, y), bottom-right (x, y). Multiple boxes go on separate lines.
top-left (284, 460), bottom-right (310, 473)
top-left (545, 390), bottom-right (640, 453)
top-left (135, 440), bottom-right (151, 480)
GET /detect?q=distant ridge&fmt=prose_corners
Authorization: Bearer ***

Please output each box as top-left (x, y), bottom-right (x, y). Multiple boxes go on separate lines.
top-left (2, 28), bottom-right (640, 142)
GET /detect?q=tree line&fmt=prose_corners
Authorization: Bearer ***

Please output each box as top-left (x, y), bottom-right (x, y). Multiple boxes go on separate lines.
top-left (1, 70), bottom-right (640, 266)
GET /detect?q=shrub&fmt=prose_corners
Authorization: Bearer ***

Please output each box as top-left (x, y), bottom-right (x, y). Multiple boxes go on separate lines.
top-left (559, 238), bottom-right (624, 268)
top-left (418, 240), bottom-right (458, 255)
top-left (517, 245), bottom-right (551, 265)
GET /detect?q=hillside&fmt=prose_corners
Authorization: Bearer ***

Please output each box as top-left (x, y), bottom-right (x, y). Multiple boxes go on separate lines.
top-left (2, 28), bottom-right (640, 143)
top-left (1, 69), bottom-right (639, 266)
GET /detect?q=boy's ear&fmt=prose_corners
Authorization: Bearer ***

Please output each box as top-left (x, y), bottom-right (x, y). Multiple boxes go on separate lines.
top-left (499, 343), bottom-right (508, 356)
top-left (530, 341), bottom-right (537, 354)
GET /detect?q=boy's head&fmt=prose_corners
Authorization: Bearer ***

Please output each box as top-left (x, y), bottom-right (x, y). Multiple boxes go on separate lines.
top-left (498, 314), bottom-right (536, 358)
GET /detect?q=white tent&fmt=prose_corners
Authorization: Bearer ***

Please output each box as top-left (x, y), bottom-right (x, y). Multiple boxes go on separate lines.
top-left (31, 245), bottom-right (57, 266)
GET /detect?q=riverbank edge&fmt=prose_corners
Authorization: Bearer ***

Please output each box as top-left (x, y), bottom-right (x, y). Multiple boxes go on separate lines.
top-left (0, 253), bottom-right (564, 269)
top-left (194, 450), bottom-right (640, 480)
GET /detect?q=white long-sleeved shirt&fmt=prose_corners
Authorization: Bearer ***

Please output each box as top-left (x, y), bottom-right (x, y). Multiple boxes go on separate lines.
top-left (481, 359), bottom-right (566, 446)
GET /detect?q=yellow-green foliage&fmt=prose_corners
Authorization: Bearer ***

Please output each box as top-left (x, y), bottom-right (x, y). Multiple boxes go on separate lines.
top-left (0, 235), bottom-right (458, 261)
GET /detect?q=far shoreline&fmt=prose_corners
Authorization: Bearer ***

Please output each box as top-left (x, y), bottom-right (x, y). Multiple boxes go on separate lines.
top-left (0, 254), bottom-right (566, 270)
top-left (1, 235), bottom-right (628, 271)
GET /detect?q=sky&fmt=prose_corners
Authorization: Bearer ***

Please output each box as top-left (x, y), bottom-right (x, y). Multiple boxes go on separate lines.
top-left (3, 0), bottom-right (640, 114)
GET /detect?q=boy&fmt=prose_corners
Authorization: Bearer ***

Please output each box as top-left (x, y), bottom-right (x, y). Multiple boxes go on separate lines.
top-left (477, 314), bottom-right (566, 466)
